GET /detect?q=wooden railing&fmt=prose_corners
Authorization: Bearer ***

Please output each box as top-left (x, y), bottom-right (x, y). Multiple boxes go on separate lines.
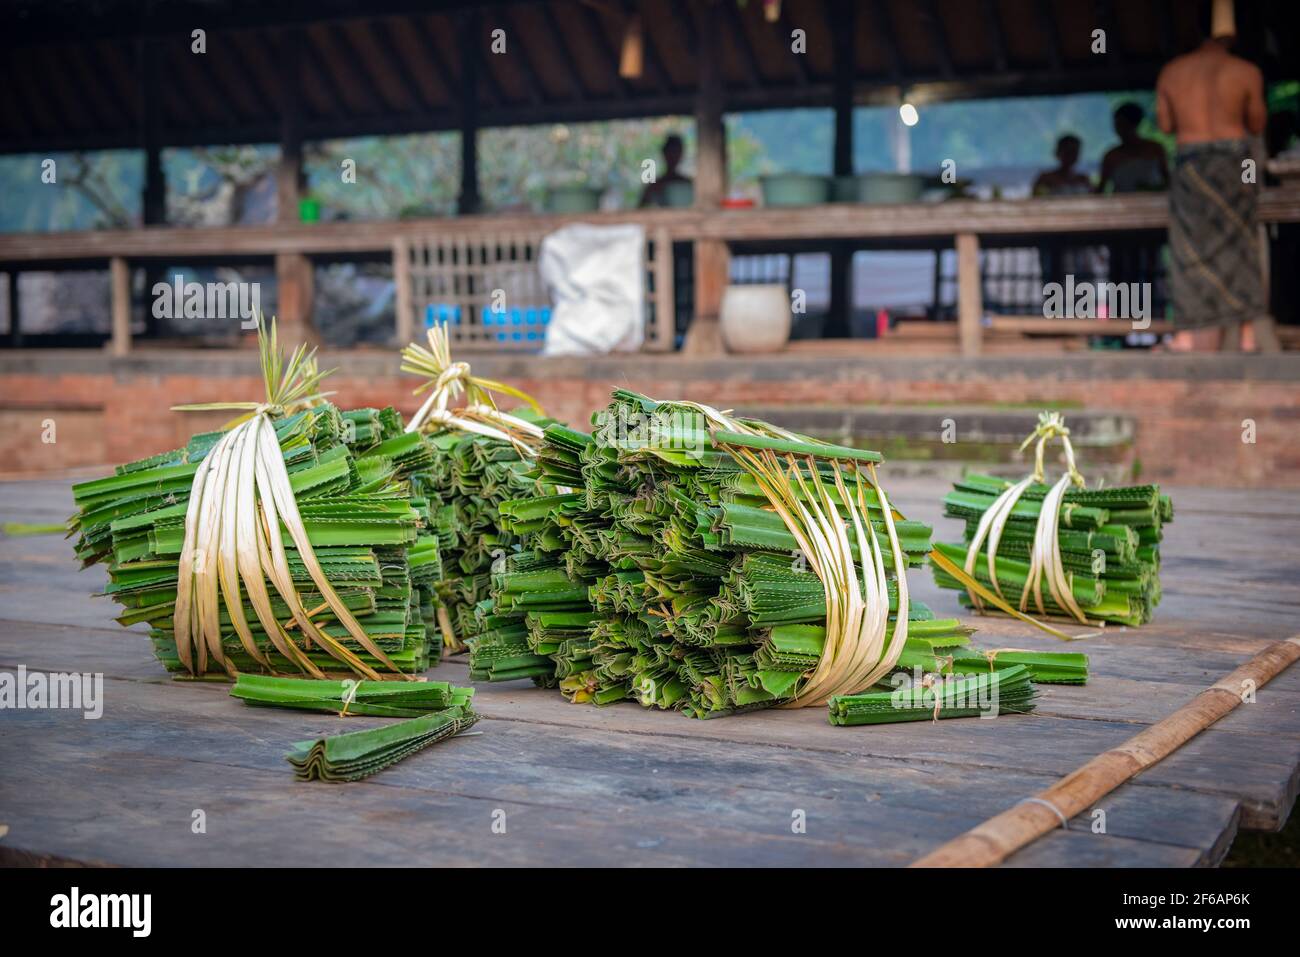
top-left (2, 190), bottom-right (1298, 356)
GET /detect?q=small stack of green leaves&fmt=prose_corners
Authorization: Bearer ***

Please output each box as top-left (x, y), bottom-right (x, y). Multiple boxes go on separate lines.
top-left (828, 665), bottom-right (1037, 726)
top-left (932, 473), bottom-right (1173, 626)
top-left (231, 674), bottom-right (472, 717)
top-left (287, 706), bottom-right (479, 782)
top-left (470, 390), bottom-right (991, 719)
top-left (70, 401), bottom-right (440, 678)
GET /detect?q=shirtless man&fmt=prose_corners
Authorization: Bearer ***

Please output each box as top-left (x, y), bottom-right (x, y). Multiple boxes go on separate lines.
top-left (1155, 9), bottom-right (1274, 351)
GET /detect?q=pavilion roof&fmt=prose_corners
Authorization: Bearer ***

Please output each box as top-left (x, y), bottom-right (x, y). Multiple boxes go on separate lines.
top-left (2, 0), bottom-right (1296, 154)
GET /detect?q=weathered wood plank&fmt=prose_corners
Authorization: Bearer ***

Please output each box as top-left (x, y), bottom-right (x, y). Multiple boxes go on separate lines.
top-left (3, 191), bottom-right (1296, 263)
top-left (5, 476), bottom-right (1299, 866)
top-left (0, 671), bottom-right (1235, 867)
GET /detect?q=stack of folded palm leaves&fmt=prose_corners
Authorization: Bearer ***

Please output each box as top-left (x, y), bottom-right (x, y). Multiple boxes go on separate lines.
top-left (931, 412), bottom-right (1173, 628)
top-left (398, 325), bottom-right (555, 655)
top-left (287, 706), bottom-right (479, 782)
top-left (230, 673), bottom-right (472, 717)
top-left (471, 390), bottom-right (1083, 721)
top-left (69, 322), bottom-right (435, 681)
top-left (229, 675), bottom-right (479, 781)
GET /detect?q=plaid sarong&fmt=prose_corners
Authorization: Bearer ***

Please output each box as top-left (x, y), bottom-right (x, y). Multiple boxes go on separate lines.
top-left (1168, 140), bottom-right (1266, 329)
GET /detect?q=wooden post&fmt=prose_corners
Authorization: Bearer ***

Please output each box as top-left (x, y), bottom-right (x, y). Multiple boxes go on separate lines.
top-left (277, 29), bottom-right (304, 227)
top-left (393, 237), bottom-right (413, 346)
top-left (648, 227), bottom-right (675, 350)
top-left (827, 0), bottom-right (856, 339)
top-left (6, 271), bottom-right (20, 348)
top-left (110, 257), bottom-right (131, 356)
top-left (686, 0), bottom-right (727, 355)
top-left (956, 232), bottom-right (982, 357)
top-left (1255, 222), bottom-right (1281, 353)
top-left (138, 38), bottom-right (165, 225)
top-left (273, 29), bottom-right (317, 344)
top-left (275, 253), bottom-right (315, 344)
top-left (458, 11), bottom-right (482, 216)
top-left (138, 38), bottom-right (165, 339)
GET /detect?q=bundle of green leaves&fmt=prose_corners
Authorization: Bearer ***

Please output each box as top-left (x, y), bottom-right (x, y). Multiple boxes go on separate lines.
top-left (70, 400), bottom-right (445, 680)
top-left (469, 390), bottom-right (1083, 720)
top-left (932, 473), bottom-right (1173, 626)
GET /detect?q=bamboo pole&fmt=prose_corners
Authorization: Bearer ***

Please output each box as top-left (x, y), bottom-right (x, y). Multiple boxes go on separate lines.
top-left (956, 232), bottom-right (982, 357)
top-left (911, 634), bottom-right (1300, 867)
top-left (109, 256), bottom-right (131, 356)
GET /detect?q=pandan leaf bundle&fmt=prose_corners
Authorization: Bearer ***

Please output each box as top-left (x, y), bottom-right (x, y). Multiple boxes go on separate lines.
top-left (931, 413), bottom-right (1173, 628)
top-left (231, 674), bottom-right (473, 717)
top-left (398, 325), bottom-right (558, 654)
top-left (69, 322), bottom-right (437, 681)
top-left (828, 665), bottom-right (1037, 726)
top-left (470, 390), bottom-right (1082, 721)
top-left (287, 704), bottom-right (479, 782)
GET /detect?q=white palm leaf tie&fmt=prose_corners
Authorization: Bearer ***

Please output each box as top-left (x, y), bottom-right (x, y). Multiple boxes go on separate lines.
top-left (401, 323), bottom-right (545, 456)
top-left (172, 319), bottom-right (408, 680)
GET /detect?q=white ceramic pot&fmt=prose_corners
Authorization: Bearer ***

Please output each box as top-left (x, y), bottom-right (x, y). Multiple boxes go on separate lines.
top-left (720, 284), bottom-right (792, 353)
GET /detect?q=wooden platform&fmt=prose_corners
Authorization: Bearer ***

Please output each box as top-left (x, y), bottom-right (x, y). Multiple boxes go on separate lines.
top-left (2, 477), bottom-right (1298, 867)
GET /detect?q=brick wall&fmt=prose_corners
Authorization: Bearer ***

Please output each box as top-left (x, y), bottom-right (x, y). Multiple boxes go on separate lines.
top-left (2, 350), bottom-right (1298, 486)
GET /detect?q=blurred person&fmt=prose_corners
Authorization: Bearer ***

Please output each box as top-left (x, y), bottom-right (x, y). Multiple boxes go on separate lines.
top-left (1033, 134), bottom-right (1092, 196)
top-left (639, 133), bottom-right (690, 208)
top-left (1098, 103), bottom-right (1169, 194)
top-left (1156, 0), bottom-right (1273, 351)
top-left (1098, 104), bottom-right (1169, 345)
top-left (1034, 135), bottom-right (1098, 305)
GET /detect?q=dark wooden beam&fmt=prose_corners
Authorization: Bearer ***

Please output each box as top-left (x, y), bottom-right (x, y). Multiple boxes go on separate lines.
top-left (576, 2), bottom-right (631, 100)
top-left (922, 0), bottom-right (954, 78)
top-left (720, 0), bottom-right (764, 90)
top-left (775, 8), bottom-right (810, 86)
top-left (829, 0), bottom-right (856, 338)
top-left (0, 60), bottom-right (37, 138)
top-left (33, 46), bottom-right (90, 133)
top-left (1036, 0), bottom-right (1064, 73)
top-left (691, 0), bottom-right (728, 349)
top-left (832, 0), bottom-right (855, 176)
top-left (457, 10), bottom-right (481, 215)
top-left (3, 56), bottom-right (1192, 156)
top-left (501, 5), bottom-right (546, 105)
top-left (370, 18), bottom-right (435, 112)
top-left (981, 0), bottom-right (1008, 72)
top-left (694, 0), bottom-right (724, 194)
top-left (330, 22), bottom-right (400, 113)
top-left (7, 271), bottom-right (21, 348)
top-left (67, 45), bottom-right (131, 131)
top-left (667, 0), bottom-right (699, 58)
top-left (866, 0), bottom-right (903, 82)
top-left (160, 44), bottom-right (222, 129)
top-left (537, 4), bottom-right (587, 102)
top-left (188, 36), bottom-right (251, 125)
top-left (296, 29), bottom-right (360, 119)
top-left (411, 15), bottom-right (492, 109)
top-left (276, 29), bottom-right (304, 226)
top-left (467, 20), bottom-right (507, 107)
top-left (1094, 0), bottom-right (1124, 65)
top-left (1157, 0), bottom-right (1175, 58)
top-left (222, 34), bottom-right (280, 123)
top-left (137, 37), bottom-right (165, 227)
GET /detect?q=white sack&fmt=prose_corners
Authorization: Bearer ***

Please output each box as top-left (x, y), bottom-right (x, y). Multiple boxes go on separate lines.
top-left (538, 223), bottom-right (645, 355)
